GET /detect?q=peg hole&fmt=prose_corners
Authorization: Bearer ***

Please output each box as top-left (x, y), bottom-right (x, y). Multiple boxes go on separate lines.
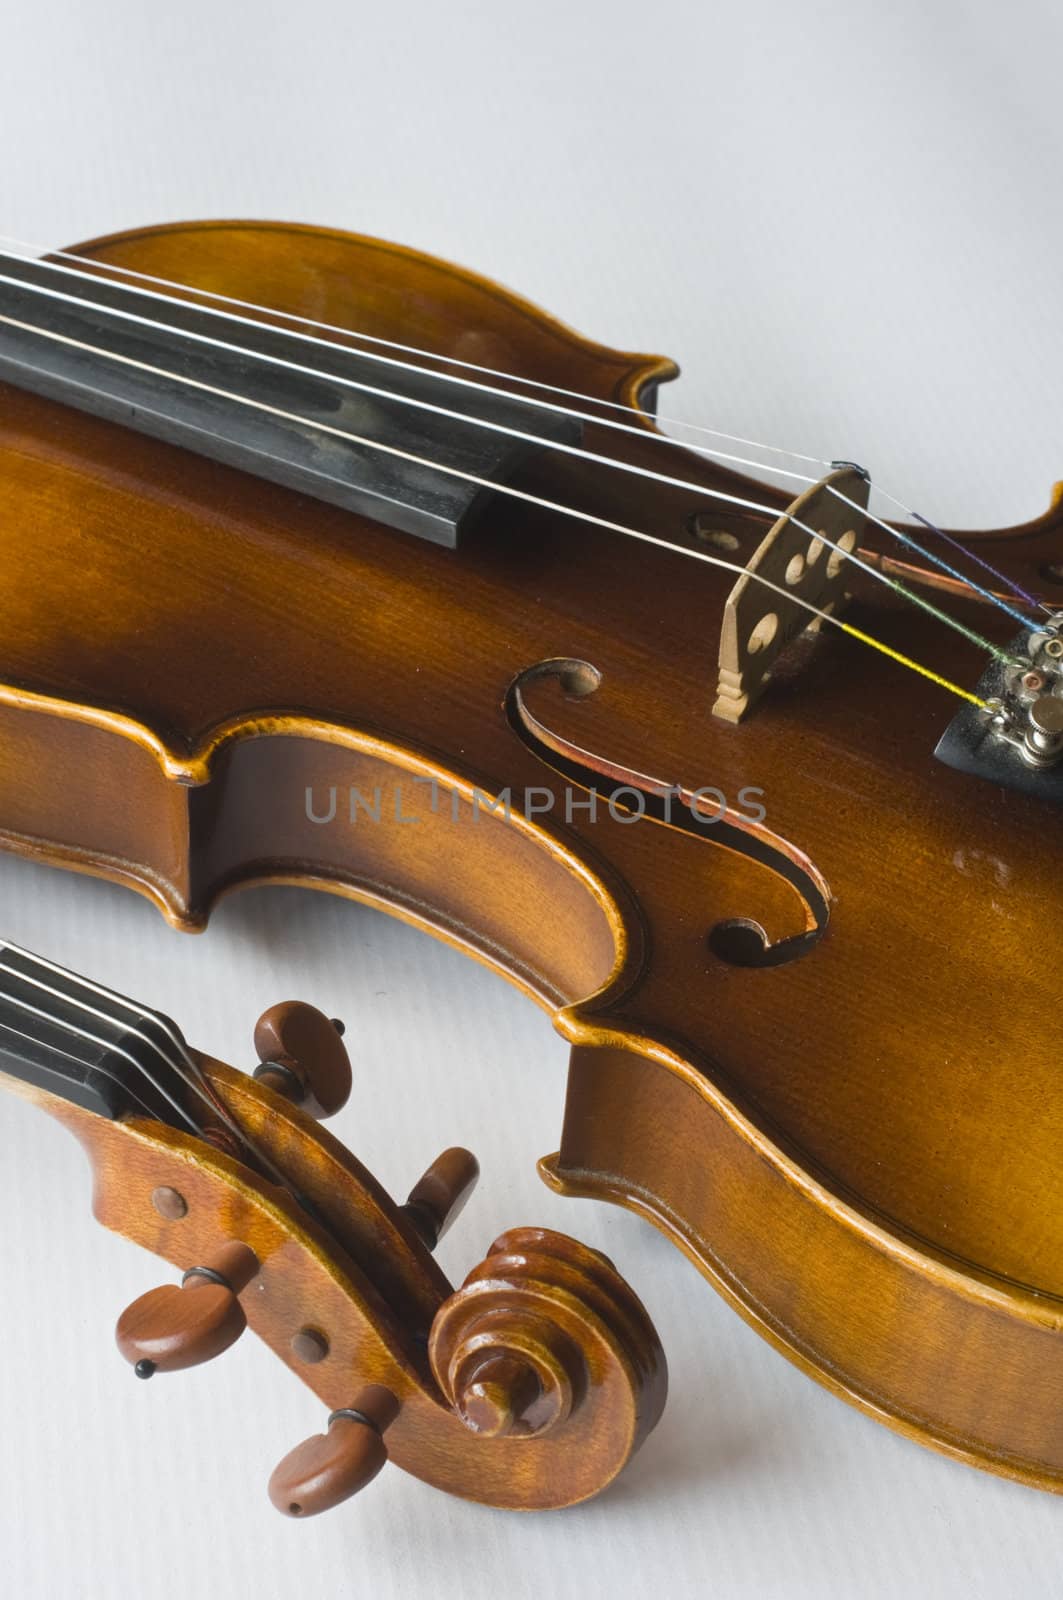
top-left (748, 613), bottom-right (779, 655)
top-left (289, 1503), bottom-right (303, 1516)
top-left (826, 529), bottom-right (857, 579)
top-left (785, 553), bottom-right (806, 585)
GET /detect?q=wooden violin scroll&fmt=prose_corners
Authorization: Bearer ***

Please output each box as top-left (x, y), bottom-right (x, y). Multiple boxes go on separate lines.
top-left (430, 1227), bottom-right (663, 1443)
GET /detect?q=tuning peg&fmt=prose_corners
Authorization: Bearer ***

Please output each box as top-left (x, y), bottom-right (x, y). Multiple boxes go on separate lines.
top-left (115, 1242), bottom-right (259, 1377)
top-left (268, 1386), bottom-right (400, 1518)
top-left (400, 1146), bottom-right (480, 1249)
top-left (253, 1001), bottom-right (352, 1119)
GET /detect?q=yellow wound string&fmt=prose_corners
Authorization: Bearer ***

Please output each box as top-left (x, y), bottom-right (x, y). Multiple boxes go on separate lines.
top-left (839, 622), bottom-right (987, 707)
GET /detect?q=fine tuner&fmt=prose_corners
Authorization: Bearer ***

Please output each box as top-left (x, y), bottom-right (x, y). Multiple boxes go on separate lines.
top-left (0, 943), bottom-right (666, 1514)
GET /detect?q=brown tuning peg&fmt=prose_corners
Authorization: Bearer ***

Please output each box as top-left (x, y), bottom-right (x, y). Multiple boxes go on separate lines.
top-left (400, 1146), bottom-right (480, 1249)
top-left (115, 1242), bottom-right (259, 1378)
top-left (268, 1386), bottom-right (400, 1518)
top-left (253, 1001), bottom-right (352, 1119)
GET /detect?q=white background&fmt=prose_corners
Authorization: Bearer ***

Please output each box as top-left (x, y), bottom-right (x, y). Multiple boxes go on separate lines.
top-left (2, 3), bottom-right (1063, 1595)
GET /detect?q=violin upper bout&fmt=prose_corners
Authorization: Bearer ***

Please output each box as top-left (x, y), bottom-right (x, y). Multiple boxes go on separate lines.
top-left (69, 217), bottom-right (679, 416)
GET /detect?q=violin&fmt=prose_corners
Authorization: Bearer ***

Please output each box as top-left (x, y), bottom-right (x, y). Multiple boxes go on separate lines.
top-left (0, 218), bottom-right (1061, 1498)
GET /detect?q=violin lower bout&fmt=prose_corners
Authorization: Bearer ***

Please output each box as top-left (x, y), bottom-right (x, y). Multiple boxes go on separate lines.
top-left (546, 1043), bottom-right (1063, 1492)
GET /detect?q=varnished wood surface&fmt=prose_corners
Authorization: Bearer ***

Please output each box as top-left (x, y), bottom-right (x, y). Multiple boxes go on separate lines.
top-left (2, 219), bottom-right (1063, 1487)
top-left (3, 1058), bottom-right (665, 1509)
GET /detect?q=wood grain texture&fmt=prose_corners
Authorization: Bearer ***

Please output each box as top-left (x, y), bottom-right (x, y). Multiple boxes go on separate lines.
top-left (1, 218), bottom-right (1062, 1489)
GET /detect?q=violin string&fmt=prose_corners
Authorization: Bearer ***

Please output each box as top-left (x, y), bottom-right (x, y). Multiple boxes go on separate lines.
top-left (0, 1012), bottom-right (164, 1123)
top-left (5, 236), bottom-right (1045, 618)
top-left (0, 270), bottom-right (1023, 666)
top-left (9, 943), bottom-right (303, 1185)
top-left (1, 942), bottom-right (232, 1131)
top-left (0, 953), bottom-right (203, 1134)
top-left (17, 940), bottom-right (210, 1085)
top-left (868, 495), bottom-right (1045, 615)
top-left (0, 241), bottom-right (1039, 629)
top-left (0, 943), bottom-right (298, 1190)
top-left (0, 308), bottom-right (989, 708)
top-left (659, 428), bottom-right (1043, 615)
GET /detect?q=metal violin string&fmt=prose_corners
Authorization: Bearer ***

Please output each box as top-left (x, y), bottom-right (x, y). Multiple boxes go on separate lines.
top-left (0, 301), bottom-right (998, 709)
top-left (0, 942), bottom-right (298, 1188)
top-left (2, 236), bottom-right (1043, 624)
top-left (0, 1004), bottom-right (170, 1124)
top-left (0, 308), bottom-right (998, 710)
top-left (0, 260), bottom-right (1028, 662)
top-left (875, 498), bottom-right (1047, 617)
top-left (0, 941), bottom-right (231, 1129)
top-left (0, 239), bottom-right (1041, 632)
top-left (22, 940), bottom-right (211, 1084)
top-left (0, 944), bottom-right (202, 1133)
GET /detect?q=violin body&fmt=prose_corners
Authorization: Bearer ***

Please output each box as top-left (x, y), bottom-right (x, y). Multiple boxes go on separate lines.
top-left (3, 219), bottom-right (1063, 1489)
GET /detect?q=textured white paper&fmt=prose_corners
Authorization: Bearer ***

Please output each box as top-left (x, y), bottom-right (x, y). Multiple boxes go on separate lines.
top-left (2, 3), bottom-right (1062, 1595)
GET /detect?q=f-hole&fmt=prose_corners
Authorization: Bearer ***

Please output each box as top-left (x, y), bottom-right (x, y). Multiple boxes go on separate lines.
top-left (506, 659), bottom-right (831, 970)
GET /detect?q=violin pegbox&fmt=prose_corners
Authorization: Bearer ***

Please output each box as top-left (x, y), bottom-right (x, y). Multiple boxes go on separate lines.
top-left (98, 993), bottom-right (666, 1514)
top-left (712, 465), bottom-right (870, 723)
